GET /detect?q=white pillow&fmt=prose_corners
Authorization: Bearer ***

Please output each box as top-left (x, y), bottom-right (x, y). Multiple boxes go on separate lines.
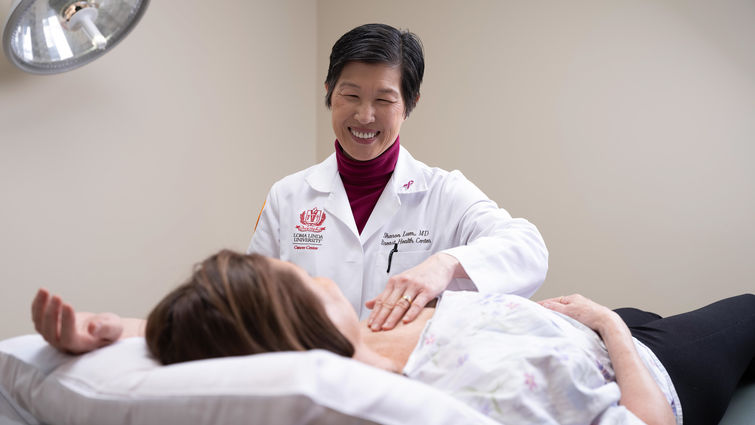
top-left (0, 335), bottom-right (499, 425)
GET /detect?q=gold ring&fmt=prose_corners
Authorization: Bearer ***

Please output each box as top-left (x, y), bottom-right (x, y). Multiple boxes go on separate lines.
top-left (401, 295), bottom-right (412, 304)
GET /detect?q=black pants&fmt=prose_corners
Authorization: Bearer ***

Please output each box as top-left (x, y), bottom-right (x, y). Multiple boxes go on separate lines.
top-left (614, 294), bottom-right (755, 425)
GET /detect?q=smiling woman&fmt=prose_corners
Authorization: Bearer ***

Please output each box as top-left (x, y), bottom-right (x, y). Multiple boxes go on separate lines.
top-left (247, 23), bottom-right (549, 331)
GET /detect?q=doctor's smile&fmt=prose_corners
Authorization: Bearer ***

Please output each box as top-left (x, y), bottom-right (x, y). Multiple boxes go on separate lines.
top-left (348, 127), bottom-right (380, 142)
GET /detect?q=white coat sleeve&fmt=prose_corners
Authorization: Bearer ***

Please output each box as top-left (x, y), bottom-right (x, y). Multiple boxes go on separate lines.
top-left (440, 171), bottom-right (548, 297)
top-left (246, 184), bottom-right (281, 258)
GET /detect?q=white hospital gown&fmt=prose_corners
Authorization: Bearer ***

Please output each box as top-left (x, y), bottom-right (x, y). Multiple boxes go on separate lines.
top-left (402, 291), bottom-right (682, 425)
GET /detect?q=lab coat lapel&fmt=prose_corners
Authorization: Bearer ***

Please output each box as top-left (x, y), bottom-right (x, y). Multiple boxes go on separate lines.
top-left (327, 179), bottom-right (359, 237)
top-left (392, 146), bottom-right (428, 194)
top-left (359, 146), bottom-right (427, 244)
top-left (359, 177), bottom-right (400, 244)
top-left (305, 154), bottom-right (359, 238)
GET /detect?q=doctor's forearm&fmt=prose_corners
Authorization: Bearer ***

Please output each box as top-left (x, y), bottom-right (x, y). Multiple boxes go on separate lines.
top-left (442, 232), bottom-right (547, 296)
top-left (450, 203), bottom-right (548, 295)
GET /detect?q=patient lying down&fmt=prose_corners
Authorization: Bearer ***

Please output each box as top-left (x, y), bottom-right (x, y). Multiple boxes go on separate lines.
top-left (32, 250), bottom-right (755, 425)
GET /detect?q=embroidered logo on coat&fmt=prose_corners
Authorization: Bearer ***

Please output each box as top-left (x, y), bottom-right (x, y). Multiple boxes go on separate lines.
top-left (293, 207), bottom-right (326, 251)
top-left (402, 180), bottom-right (414, 190)
top-left (296, 207), bottom-right (326, 233)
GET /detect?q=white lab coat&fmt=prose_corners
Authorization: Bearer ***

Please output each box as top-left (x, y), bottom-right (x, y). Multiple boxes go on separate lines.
top-left (248, 146), bottom-right (548, 319)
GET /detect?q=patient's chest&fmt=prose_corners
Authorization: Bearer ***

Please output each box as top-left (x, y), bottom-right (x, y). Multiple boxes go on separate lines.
top-left (361, 308), bottom-right (435, 369)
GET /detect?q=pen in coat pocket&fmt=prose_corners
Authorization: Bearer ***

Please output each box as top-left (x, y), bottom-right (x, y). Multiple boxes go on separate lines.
top-left (386, 243), bottom-right (398, 273)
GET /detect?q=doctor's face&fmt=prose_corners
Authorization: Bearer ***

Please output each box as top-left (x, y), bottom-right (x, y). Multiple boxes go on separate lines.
top-left (330, 62), bottom-right (406, 161)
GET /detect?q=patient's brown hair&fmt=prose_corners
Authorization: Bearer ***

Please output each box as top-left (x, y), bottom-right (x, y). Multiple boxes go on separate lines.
top-left (145, 250), bottom-right (355, 365)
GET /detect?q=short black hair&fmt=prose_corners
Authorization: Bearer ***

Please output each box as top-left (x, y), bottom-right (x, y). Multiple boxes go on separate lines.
top-left (324, 23), bottom-right (424, 117)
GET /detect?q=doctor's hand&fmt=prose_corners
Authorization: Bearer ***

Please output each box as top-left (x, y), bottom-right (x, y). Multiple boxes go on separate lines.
top-left (32, 288), bottom-right (123, 354)
top-left (366, 252), bottom-right (467, 331)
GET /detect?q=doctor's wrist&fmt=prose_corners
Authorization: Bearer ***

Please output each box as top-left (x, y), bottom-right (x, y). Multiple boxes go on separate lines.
top-left (434, 252), bottom-right (469, 281)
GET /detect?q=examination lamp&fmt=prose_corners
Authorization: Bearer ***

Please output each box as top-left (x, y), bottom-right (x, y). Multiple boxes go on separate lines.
top-left (2, 0), bottom-right (149, 74)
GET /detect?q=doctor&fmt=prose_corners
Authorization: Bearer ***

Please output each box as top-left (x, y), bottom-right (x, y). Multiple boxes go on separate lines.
top-left (248, 23), bottom-right (548, 331)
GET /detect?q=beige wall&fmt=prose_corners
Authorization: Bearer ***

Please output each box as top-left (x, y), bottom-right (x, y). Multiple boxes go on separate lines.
top-left (0, 1), bottom-right (316, 339)
top-left (317, 0), bottom-right (755, 314)
top-left (1, 1), bottom-right (753, 339)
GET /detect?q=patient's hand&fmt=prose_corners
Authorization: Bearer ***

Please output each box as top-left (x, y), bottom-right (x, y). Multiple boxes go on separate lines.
top-left (538, 293), bottom-right (618, 335)
top-left (32, 288), bottom-right (123, 354)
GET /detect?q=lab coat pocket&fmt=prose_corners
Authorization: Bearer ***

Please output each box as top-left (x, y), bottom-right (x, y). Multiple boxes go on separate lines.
top-left (387, 250), bottom-right (432, 276)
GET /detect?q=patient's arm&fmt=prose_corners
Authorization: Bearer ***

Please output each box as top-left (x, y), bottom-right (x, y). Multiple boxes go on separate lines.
top-left (32, 288), bottom-right (145, 354)
top-left (540, 294), bottom-right (675, 425)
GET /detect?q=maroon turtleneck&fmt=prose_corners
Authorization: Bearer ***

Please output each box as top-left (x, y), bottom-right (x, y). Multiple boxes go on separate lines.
top-left (336, 137), bottom-right (400, 234)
